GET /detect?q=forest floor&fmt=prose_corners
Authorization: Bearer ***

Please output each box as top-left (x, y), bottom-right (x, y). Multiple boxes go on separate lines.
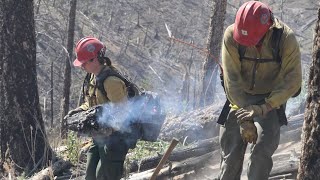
top-left (61, 113), bottom-right (303, 180)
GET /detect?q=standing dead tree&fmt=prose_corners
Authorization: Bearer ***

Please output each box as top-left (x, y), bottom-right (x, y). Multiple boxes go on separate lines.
top-left (200, 0), bottom-right (227, 107)
top-left (180, 43), bottom-right (194, 108)
top-left (297, 7), bottom-right (320, 180)
top-left (60, 0), bottom-right (77, 138)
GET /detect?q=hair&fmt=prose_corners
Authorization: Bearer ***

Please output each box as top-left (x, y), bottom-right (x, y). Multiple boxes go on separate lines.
top-left (97, 47), bottom-right (112, 66)
top-left (270, 11), bottom-right (275, 23)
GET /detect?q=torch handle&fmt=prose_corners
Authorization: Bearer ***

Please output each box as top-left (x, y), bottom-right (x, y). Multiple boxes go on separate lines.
top-left (150, 138), bottom-right (179, 180)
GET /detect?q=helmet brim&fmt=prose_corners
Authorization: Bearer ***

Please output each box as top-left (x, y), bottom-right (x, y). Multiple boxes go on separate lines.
top-left (73, 58), bottom-right (84, 67)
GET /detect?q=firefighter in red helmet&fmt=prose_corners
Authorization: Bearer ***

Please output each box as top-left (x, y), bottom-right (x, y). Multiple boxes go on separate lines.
top-left (218, 1), bottom-right (301, 179)
top-left (73, 37), bottom-right (105, 67)
top-left (67, 37), bottom-right (139, 180)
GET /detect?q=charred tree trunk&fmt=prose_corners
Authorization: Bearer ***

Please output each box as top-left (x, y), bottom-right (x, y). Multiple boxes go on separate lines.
top-left (297, 8), bottom-right (320, 180)
top-left (180, 70), bottom-right (190, 104)
top-left (180, 50), bottom-right (193, 109)
top-left (0, 0), bottom-right (51, 174)
top-left (51, 61), bottom-right (54, 128)
top-left (200, 0), bottom-right (227, 107)
top-left (60, 0), bottom-right (77, 138)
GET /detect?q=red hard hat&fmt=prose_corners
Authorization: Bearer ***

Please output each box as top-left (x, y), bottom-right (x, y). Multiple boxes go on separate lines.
top-left (233, 1), bottom-right (273, 46)
top-left (73, 37), bottom-right (105, 67)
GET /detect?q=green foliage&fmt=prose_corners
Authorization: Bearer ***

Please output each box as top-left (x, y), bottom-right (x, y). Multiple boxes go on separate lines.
top-left (17, 173), bottom-right (27, 180)
top-left (128, 140), bottom-right (170, 161)
top-left (124, 140), bottom-right (182, 175)
top-left (65, 131), bottom-right (81, 164)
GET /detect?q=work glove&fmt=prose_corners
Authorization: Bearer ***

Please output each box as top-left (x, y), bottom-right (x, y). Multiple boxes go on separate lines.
top-left (238, 120), bottom-right (258, 144)
top-left (235, 104), bottom-right (271, 122)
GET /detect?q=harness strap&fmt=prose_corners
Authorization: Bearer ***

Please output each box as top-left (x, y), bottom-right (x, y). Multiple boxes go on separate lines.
top-left (78, 73), bottom-right (93, 105)
top-left (239, 57), bottom-right (278, 63)
top-left (238, 44), bottom-right (246, 62)
top-left (95, 67), bottom-right (140, 100)
top-left (272, 27), bottom-right (283, 64)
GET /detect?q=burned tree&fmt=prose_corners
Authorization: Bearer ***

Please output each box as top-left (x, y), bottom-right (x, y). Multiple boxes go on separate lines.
top-left (0, 0), bottom-right (50, 174)
top-left (297, 8), bottom-right (320, 180)
top-left (60, 0), bottom-right (77, 138)
top-left (200, 0), bottom-right (227, 107)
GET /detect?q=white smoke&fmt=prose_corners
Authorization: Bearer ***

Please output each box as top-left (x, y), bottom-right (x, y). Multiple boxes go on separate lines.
top-left (96, 92), bottom-right (164, 134)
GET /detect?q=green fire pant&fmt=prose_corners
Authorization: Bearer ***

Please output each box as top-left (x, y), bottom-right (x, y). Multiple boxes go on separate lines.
top-left (85, 138), bottom-right (129, 180)
top-left (219, 95), bottom-right (282, 180)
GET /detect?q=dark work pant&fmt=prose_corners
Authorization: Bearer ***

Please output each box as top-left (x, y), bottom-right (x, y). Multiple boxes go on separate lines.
top-left (219, 95), bottom-right (281, 180)
top-left (85, 138), bottom-right (129, 180)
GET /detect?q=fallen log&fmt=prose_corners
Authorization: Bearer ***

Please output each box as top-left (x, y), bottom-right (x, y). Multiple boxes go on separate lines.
top-left (54, 172), bottom-right (86, 180)
top-left (279, 128), bottom-right (301, 144)
top-left (29, 159), bottom-right (72, 180)
top-left (279, 114), bottom-right (303, 144)
top-left (126, 150), bottom-right (218, 180)
top-left (159, 105), bottom-right (222, 143)
top-left (269, 163), bottom-right (298, 179)
top-left (269, 152), bottom-right (299, 179)
top-left (129, 137), bottom-right (219, 172)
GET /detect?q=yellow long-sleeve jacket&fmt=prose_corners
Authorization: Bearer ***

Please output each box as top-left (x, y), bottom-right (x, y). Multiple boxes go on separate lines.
top-left (79, 66), bottom-right (128, 110)
top-left (222, 19), bottom-right (302, 108)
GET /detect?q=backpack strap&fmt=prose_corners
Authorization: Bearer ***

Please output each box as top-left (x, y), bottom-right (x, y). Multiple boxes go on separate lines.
top-left (238, 44), bottom-right (246, 62)
top-left (271, 26), bottom-right (284, 64)
top-left (78, 73), bottom-right (92, 106)
top-left (95, 67), bottom-right (140, 100)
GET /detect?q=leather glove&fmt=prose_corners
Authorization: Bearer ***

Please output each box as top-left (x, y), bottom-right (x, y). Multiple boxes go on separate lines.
top-left (235, 104), bottom-right (271, 122)
top-left (239, 120), bottom-right (258, 144)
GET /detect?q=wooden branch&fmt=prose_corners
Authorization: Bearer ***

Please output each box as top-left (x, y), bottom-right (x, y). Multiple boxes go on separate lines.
top-left (150, 138), bottom-right (179, 180)
top-left (269, 173), bottom-right (294, 180)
